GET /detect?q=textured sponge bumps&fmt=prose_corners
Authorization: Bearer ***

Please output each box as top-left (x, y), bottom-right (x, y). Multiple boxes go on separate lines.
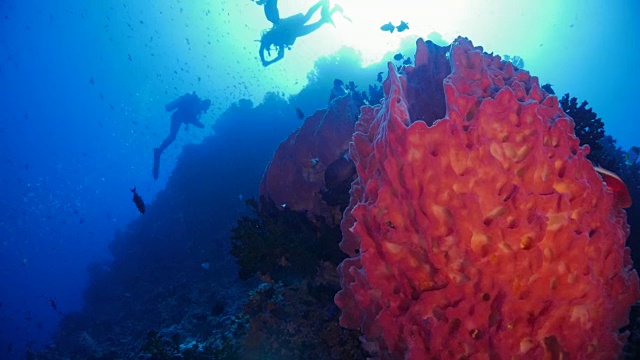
top-left (335, 37), bottom-right (640, 359)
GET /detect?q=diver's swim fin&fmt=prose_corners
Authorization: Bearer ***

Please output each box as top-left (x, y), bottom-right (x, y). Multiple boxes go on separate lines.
top-left (322, 11), bottom-right (335, 27)
top-left (322, 4), bottom-right (343, 27)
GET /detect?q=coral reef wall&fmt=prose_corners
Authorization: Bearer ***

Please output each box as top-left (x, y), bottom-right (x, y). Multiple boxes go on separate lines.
top-left (335, 37), bottom-right (640, 359)
top-left (40, 93), bottom-right (301, 357)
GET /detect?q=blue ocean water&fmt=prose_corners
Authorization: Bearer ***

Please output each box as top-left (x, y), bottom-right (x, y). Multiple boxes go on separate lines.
top-left (0, 0), bottom-right (638, 358)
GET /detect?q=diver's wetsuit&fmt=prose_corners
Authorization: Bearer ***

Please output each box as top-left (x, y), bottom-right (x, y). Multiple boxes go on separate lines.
top-left (156, 93), bottom-right (204, 154)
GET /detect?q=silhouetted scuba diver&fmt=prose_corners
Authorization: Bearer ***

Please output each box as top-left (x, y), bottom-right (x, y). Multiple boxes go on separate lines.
top-left (153, 92), bottom-right (211, 179)
top-left (257, 0), bottom-right (344, 67)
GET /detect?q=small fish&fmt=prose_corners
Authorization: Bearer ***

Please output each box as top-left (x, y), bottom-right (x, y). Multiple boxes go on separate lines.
top-left (295, 107), bottom-right (304, 119)
top-left (380, 21), bottom-right (395, 33)
top-left (626, 146), bottom-right (639, 165)
top-left (402, 57), bottom-right (412, 65)
top-left (376, 71), bottom-right (384, 83)
top-left (49, 298), bottom-right (58, 312)
top-left (131, 187), bottom-right (146, 214)
top-left (594, 167), bottom-right (632, 208)
top-left (393, 53), bottom-right (403, 61)
top-left (396, 21), bottom-right (409, 32)
top-left (201, 262), bottom-right (210, 270)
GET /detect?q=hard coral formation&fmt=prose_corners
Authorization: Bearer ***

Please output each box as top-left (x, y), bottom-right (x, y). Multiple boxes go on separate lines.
top-left (231, 198), bottom-right (344, 283)
top-left (335, 37), bottom-right (640, 359)
top-left (240, 281), bottom-right (367, 360)
top-left (559, 93), bottom-right (605, 163)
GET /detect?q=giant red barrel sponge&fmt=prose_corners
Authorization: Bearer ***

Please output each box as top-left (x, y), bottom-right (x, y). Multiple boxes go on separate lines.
top-left (334, 37), bottom-right (640, 359)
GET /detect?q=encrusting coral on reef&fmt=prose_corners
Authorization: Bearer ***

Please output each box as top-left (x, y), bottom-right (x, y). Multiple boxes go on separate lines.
top-left (231, 198), bottom-right (345, 283)
top-left (334, 37), bottom-right (640, 359)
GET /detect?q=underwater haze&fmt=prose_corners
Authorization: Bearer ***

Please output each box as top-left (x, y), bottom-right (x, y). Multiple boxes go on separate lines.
top-left (1, 0), bottom-right (639, 358)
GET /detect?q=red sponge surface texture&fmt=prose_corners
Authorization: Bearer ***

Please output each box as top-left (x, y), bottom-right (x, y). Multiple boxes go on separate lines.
top-left (335, 37), bottom-right (640, 359)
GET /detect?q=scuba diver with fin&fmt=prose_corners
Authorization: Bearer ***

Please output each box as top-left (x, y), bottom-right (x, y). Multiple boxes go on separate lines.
top-left (255, 0), bottom-right (347, 67)
top-left (153, 92), bottom-right (211, 179)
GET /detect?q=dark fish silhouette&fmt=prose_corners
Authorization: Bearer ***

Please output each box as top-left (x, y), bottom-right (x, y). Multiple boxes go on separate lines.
top-left (393, 53), bottom-right (403, 61)
top-left (396, 21), bottom-right (409, 32)
top-left (380, 22), bottom-right (395, 33)
top-left (49, 298), bottom-right (63, 315)
top-left (131, 187), bottom-right (146, 214)
top-left (377, 71), bottom-right (384, 83)
top-left (402, 57), bottom-right (412, 65)
top-left (295, 107), bottom-right (304, 119)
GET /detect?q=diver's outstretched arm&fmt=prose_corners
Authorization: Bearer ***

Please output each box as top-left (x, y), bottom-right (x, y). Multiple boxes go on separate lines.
top-left (259, 43), bottom-right (270, 66)
top-left (165, 95), bottom-right (184, 112)
top-left (260, 45), bottom-right (285, 67)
